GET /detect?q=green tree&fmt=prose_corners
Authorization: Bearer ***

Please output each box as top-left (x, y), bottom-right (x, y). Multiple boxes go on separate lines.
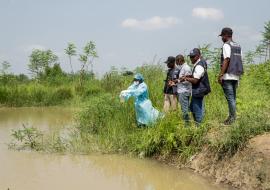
top-left (28, 49), bottom-right (58, 78)
top-left (44, 63), bottom-right (65, 78)
top-left (78, 41), bottom-right (98, 86)
top-left (244, 51), bottom-right (256, 65)
top-left (0, 61), bottom-right (11, 75)
top-left (262, 21), bottom-right (270, 61)
top-left (208, 47), bottom-right (222, 72)
top-left (64, 43), bottom-right (76, 74)
top-left (0, 61), bottom-right (12, 84)
top-left (255, 44), bottom-right (266, 62)
top-left (198, 44), bottom-right (221, 72)
top-left (198, 44), bottom-right (212, 61)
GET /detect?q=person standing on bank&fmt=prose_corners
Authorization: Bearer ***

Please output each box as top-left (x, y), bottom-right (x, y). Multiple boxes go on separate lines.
top-left (163, 56), bottom-right (179, 113)
top-left (175, 54), bottom-right (192, 124)
top-left (181, 48), bottom-right (211, 125)
top-left (218, 27), bottom-right (244, 125)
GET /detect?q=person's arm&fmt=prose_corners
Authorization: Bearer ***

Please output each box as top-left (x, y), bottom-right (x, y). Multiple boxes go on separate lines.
top-left (218, 58), bottom-right (230, 84)
top-left (121, 83), bottom-right (147, 101)
top-left (184, 77), bottom-right (199, 84)
top-left (182, 65), bottom-right (204, 84)
top-left (218, 44), bottom-right (231, 84)
top-left (128, 84), bottom-right (147, 97)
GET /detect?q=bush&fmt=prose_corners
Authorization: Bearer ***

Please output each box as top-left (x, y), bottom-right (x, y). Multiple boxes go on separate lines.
top-left (51, 87), bottom-right (73, 103)
top-left (77, 93), bottom-right (134, 134)
top-left (135, 114), bottom-right (208, 159)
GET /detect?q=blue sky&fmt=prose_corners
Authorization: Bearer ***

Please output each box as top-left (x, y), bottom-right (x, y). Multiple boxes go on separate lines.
top-left (0, 0), bottom-right (269, 76)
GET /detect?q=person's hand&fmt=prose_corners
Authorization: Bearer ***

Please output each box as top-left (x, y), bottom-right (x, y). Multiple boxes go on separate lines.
top-left (168, 80), bottom-right (174, 86)
top-left (181, 76), bottom-right (189, 82)
top-left (171, 81), bottom-right (176, 86)
top-left (179, 77), bottom-right (185, 82)
top-left (218, 74), bottom-right (223, 85)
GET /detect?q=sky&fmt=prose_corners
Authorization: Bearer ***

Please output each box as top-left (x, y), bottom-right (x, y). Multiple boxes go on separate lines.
top-left (0, 0), bottom-right (269, 76)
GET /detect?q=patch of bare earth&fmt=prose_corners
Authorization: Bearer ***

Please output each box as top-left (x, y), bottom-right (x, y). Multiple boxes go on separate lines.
top-left (188, 133), bottom-right (270, 190)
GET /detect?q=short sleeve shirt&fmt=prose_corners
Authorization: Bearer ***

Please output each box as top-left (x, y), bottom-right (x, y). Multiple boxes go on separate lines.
top-left (192, 59), bottom-right (205, 79)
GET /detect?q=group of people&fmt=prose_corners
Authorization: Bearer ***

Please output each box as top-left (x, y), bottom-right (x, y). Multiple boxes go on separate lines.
top-left (163, 48), bottom-right (211, 126)
top-left (120, 27), bottom-right (244, 127)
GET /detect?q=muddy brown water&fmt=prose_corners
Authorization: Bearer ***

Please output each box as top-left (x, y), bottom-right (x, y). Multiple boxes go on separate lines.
top-left (0, 107), bottom-right (229, 190)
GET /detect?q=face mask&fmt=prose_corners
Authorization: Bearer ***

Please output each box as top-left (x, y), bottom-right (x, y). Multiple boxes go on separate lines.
top-left (134, 81), bottom-right (140, 85)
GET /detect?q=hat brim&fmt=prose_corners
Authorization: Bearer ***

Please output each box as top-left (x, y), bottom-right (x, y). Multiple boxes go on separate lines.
top-left (218, 33), bottom-right (232, 37)
top-left (164, 61), bottom-right (173, 64)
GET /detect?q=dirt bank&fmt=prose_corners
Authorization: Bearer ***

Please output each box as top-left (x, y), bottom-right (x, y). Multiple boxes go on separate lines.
top-left (188, 133), bottom-right (270, 190)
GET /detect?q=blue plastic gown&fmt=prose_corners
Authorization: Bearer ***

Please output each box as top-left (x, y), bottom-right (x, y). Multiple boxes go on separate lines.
top-left (120, 82), bottom-right (160, 126)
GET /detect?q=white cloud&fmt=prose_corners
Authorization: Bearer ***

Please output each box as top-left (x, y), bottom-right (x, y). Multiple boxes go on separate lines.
top-left (192, 7), bottom-right (224, 21)
top-left (121, 16), bottom-right (180, 30)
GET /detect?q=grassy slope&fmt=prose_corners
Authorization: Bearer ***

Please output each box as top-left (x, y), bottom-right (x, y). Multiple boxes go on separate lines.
top-left (70, 62), bottom-right (270, 162)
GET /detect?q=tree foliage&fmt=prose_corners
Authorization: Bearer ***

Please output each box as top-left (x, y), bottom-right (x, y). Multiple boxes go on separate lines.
top-left (0, 61), bottom-right (11, 75)
top-left (28, 49), bottom-right (58, 78)
top-left (78, 41), bottom-right (98, 85)
top-left (198, 44), bottom-right (222, 72)
top-left (262, 20), bottom-right (270, 61)
top-left (64, 43), bottom-right (76, 73)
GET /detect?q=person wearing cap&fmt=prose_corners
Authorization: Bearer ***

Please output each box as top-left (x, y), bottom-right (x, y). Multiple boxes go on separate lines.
top-left (181, 48), bottom-right (211, 125)
top-left (163, 56), bottom-right (179, 113)
top-left (119, 73), bottom-right (161, 127)
top-left (218, 27), bottom-right (244, 125)
top-left (175, 54), bottom-right (192, 124)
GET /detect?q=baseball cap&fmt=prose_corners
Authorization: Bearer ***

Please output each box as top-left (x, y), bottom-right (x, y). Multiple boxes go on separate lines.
top-left (164, 56), bottom-right (176, 64)
top-left (188, 48), bottom-right (201, 57)
top-left (219, 27), bottom-right (233, 36)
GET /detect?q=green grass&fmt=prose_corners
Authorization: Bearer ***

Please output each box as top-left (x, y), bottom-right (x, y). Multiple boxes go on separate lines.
top-left (7, 61), bottom-right (270, 162)
top-left (73, 61), bottom-right (270, 160)
top-left (0, 76), bottom-right (106, 107)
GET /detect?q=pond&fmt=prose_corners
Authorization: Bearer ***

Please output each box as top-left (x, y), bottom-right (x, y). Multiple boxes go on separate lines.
top-left (0, 107), bottom-right (229, 190)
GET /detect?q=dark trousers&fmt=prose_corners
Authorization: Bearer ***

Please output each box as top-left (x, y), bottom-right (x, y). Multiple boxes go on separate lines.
top-left (190, 96), bottom-right (204, 124)
top-left (222, 80), bottom-right (238, 120)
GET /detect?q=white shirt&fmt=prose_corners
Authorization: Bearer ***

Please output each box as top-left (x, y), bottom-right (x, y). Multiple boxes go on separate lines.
top-left (192, 59), bottom-right (205, 79)
top-left (222, 43), bottom-right (240, 80)
top-left (177, 63), bottom-right (192, 94)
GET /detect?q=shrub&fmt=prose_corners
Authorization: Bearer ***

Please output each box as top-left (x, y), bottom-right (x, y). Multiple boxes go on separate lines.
top-left (52, 87), bottom-right (73, 103)
top-left (9, 124), bottom-right (44, 151)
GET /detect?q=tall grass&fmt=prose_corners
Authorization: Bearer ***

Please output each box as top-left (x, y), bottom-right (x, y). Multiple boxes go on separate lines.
top-left (0, 84), bottom-right (73, 106)
top-left (73, 61), bottom-right (270, 161)
top-left (0, 76), bottom-right (105, 106)
top-left (6, 61), bottom-right (270, 161)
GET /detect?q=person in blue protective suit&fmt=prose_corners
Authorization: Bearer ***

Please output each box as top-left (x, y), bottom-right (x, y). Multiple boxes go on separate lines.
top-left (120, 73), bottom-right (161, 127)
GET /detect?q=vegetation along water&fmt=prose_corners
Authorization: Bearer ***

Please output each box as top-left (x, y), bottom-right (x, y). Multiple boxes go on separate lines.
top-left (1, 21), bottom-right (270, 190)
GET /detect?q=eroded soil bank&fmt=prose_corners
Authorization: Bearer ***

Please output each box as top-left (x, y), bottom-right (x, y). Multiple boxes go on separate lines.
top-left (187, 133), bottom-right (270, 190)
top-left (156, 133), bottom-right (270, 190)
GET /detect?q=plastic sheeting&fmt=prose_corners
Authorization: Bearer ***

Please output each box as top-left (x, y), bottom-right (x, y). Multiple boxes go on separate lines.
top-left (120, 82), bottom-right (161, 126)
